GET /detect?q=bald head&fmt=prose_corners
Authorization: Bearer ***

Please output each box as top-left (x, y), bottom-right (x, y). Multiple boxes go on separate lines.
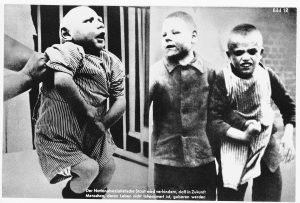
top-left (60, 6), bottom-right (99, 43)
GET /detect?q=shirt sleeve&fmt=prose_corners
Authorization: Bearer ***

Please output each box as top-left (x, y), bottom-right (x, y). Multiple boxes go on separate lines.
top-left (207, 71), bottom-right (248, 155)
top-left (207, 71), bottom-right (231, 153)
top-left (144, 64), bottom-right (159, 128)
top-left (44, 42), bottom-right (85, 76)
top-left (208, 68), bottom-right (247, 129)
top-left (268, 67), bottom-right (296, 127)
top-left (108, 55), bottom-right (125, 98)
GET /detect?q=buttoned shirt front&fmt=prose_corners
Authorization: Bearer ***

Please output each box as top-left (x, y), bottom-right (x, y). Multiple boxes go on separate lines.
top-left (149, 53), bottom-right (215, 167)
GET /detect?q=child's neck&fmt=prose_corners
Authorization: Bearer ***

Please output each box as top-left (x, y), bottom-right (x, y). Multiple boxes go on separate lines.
top-left (75, 41), bottom-right (102, 56)
top-left (178, 50), bottom-right (194, 66)
top-left (84, 47), bottom-right (101, 56)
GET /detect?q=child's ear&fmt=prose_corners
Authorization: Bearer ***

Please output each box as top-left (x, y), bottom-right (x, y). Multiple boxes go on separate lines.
top-left (258, 48), bottom-right (264, 60)
top-left (226, 51), bottom-right (230, 58)
top-left (61, 27), bottom-right (72, 41)
top-left (260, 48), bottom-right (264, 55)
top-left (191, 30), bottom-right (198, 43)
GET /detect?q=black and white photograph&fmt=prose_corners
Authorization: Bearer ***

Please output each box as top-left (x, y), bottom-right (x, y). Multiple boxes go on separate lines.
top-left (1, 0), bottom-right (298, 202)
top-left (3, 2), bottom-right (150, 199)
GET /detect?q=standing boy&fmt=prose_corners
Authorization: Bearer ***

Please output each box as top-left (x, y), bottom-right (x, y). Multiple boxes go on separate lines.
top-left (208, 24), bottom-right (295, 201)
top-left (34, 6), bottom-right (126, 198)
top-left (149, 11), bottom-right (217, 200)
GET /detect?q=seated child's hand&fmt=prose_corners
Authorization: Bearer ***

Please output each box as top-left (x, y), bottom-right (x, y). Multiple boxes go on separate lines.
top-left (85, 106), bottom-right (106, 137)
top-left (86, 106), bottom-right (98, 121)
top-left (94, 120), bottom-right (106, 136)
top-left (82, 120), bottom-right (106, 151)
top-left (84, 119), bottom-right (106, 138)
top-left (244, 120), bottom-right (261, 137)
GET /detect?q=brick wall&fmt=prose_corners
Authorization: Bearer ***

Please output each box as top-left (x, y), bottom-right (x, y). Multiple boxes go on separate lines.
top-left (150, 8), bottom-right (296, 201)
top-left (150, 7), bottom-right (296, 131)
top-left (150, 7), bottom-right (297, 100)
top-left (256, 9), bottom-right (296, 135)
top-left (259, 9), bottom-right (296, 100)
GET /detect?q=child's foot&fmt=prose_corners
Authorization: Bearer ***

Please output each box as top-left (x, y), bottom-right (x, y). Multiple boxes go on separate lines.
top-left (62, 181), bottom-right (86, 199)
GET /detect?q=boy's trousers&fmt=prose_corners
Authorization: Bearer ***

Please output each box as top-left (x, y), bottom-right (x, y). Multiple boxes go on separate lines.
top-left (218, 160), bottom-right (282, 201)
top-left (154, 161), bottom-right (217, 200)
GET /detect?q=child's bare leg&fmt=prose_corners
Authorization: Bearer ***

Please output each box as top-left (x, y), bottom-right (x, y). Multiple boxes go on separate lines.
top-left (89, 158), bottom-right (116, 190)
top-left (70, 158), bottom-right (99, 193)
top-left (62, 158), bottom-right (99, 198)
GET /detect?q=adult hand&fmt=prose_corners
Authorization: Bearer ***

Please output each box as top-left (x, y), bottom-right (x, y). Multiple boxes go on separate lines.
top-left (20, 52), bottom-right (49, 83)
top-left (4, 52), bottom-right (49, 101)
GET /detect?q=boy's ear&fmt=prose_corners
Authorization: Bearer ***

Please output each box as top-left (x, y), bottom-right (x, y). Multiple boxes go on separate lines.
top-left (226, 51), bottom-right (231, 58)
top-left (61, 27), bottom-right (72, 41)
top-left (260, 48), bottom-right (264, 55)
top-left (191, 30), bottom-right (198, 43)
top-left (257, 47), bottom-right (264, 61)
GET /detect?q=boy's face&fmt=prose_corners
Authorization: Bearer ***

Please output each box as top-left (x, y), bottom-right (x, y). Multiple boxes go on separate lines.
top-left (161, 17), bottom-right (197, 60)
top-left (227, 31), bottom-right (263, 77)
top-left (64, 7), bottom-right (105, 52)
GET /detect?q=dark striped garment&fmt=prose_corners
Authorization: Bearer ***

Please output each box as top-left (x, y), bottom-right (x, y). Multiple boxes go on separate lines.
top-left (34, 42), bottom-right (125, 184)
top-left (221, 64), bottom-right (273, 189)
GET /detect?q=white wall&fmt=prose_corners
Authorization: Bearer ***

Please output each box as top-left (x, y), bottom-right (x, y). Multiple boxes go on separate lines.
top-left (3, 4), bottom-right (37, 153)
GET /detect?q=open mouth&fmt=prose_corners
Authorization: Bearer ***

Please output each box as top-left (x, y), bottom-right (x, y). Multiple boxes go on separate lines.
top-left (166, 44), bottom-right (176, 49)
top-left (240, 62), bottom-right (252, 68)
top-left (96, 32), bottom-right (105, 41)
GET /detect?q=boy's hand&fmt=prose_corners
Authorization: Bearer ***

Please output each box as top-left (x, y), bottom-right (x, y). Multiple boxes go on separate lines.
top-left (85, 106), bottom-right (106, 137)
top-left (94, 120), bottom-right (106, 135)
top-left (244, 120), bottom-right (261, 137)
top-left (279, 124), bottom-right (295, 163)
top-left (86, 106), bottom-right (98, 121)
top-left (226, 127), bottom-right (251, 142)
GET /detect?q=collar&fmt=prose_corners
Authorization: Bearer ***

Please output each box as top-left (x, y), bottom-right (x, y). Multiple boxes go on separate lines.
top-left (163, 52), bottom-right (204, 73)
top-left (85, 49), bottom-right (108, 62)
top-left (258, 62), bottom-right (266, 69)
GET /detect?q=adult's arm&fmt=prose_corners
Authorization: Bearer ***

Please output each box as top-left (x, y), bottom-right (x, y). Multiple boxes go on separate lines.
top-left (4, 52), bottom-right (48, 101)
top-left (4, 34), bottom-right (34, 71)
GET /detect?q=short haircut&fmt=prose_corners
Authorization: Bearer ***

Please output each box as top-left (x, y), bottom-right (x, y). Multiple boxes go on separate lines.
top-left (227, 23), bottom-right (263, 51)
top-left (166, 11), bottom-right (197, 31)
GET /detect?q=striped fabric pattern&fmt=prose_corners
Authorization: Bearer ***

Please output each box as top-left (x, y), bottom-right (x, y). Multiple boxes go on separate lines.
top-left (221, 64), bottom-right (273, 189)
top-left (35, 42), bottom-right (124, 183)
